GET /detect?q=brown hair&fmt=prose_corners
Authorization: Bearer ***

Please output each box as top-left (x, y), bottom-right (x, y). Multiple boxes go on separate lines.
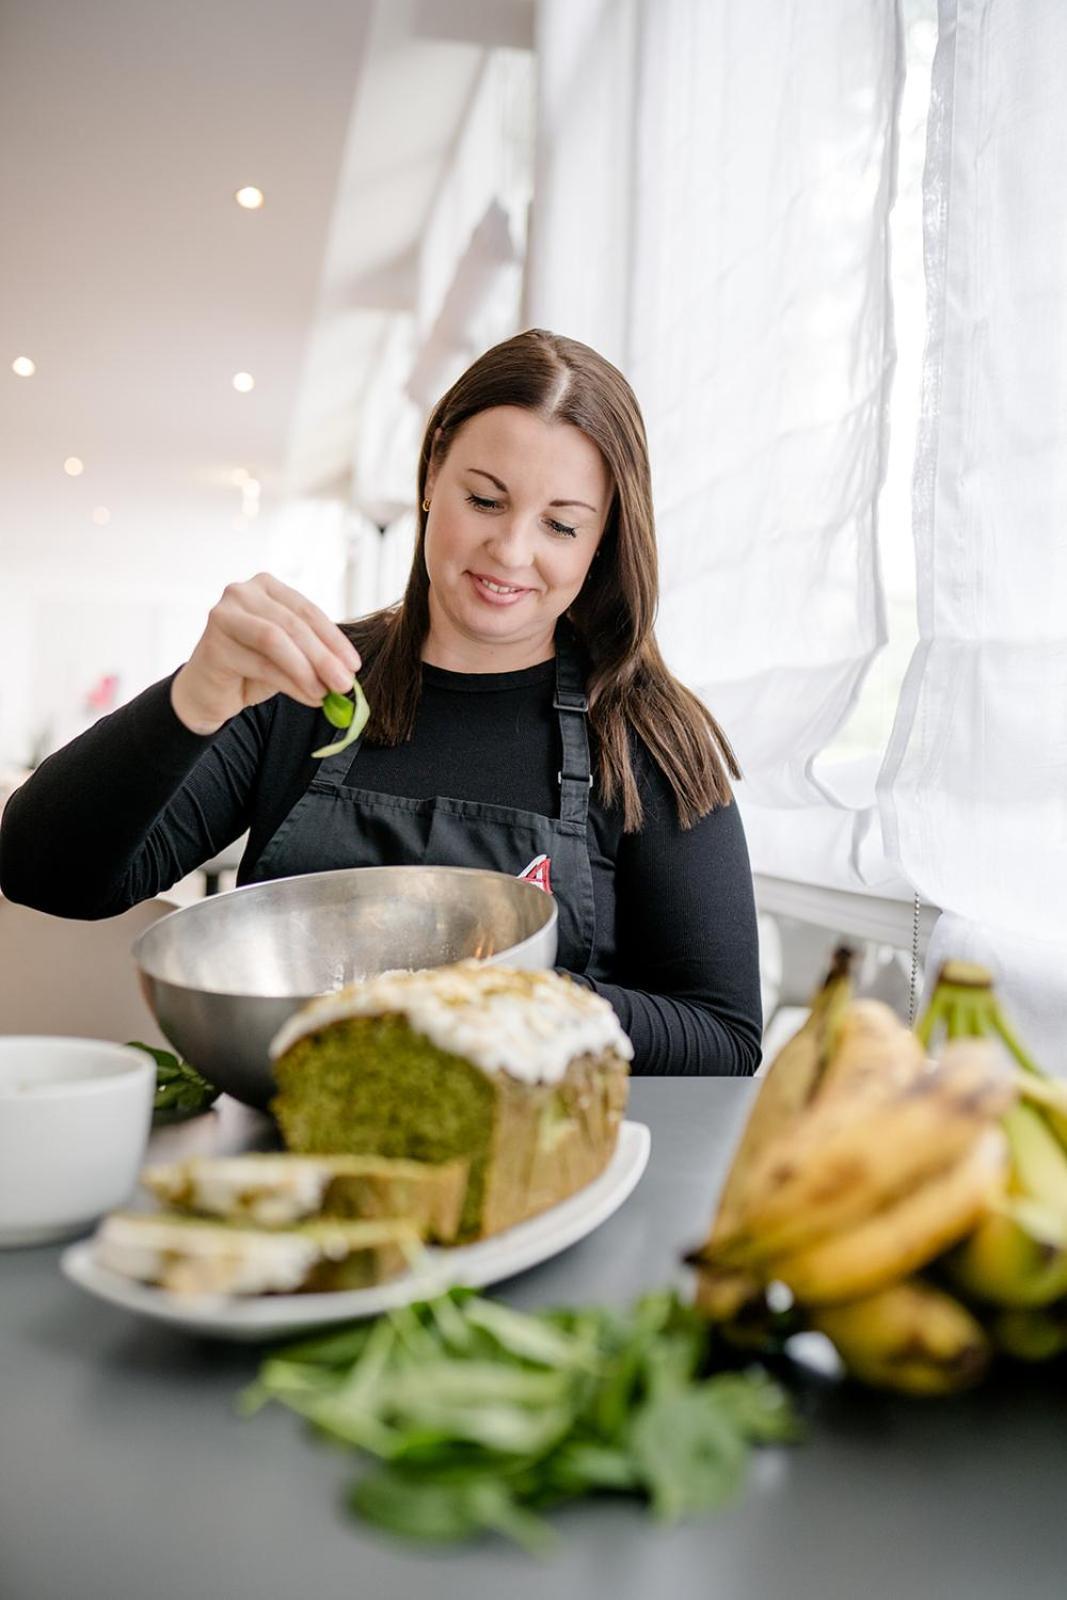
top-left (349, 328), bottom-right (739, 831)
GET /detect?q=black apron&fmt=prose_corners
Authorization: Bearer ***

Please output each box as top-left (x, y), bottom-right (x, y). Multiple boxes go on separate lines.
top-left (249, 632), bottom-right (598, 974)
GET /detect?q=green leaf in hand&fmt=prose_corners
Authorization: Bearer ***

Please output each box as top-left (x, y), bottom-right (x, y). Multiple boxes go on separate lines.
top-left (312, 677), bottom-right (370, 759)
top-left (322, 691), bottom-right (355, 730)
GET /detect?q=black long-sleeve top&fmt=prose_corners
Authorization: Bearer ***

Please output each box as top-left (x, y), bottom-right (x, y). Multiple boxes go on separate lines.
top-left (0, 658), bottom-right (762, 1076)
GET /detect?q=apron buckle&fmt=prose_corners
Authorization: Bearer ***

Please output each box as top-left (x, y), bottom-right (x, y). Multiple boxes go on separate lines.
top-left (558, 770), bottom-right (594, 788)
top-left (553, 689), bottom-right (589, 713)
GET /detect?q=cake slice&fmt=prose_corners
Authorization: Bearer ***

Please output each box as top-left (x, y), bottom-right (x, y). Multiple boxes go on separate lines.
top-left (93, 1211), bottom-right (420, 1296)
top-left (269, 963), bottom-right (632, 1242)
top-left (140, 1152), bottom-right (468, 1243)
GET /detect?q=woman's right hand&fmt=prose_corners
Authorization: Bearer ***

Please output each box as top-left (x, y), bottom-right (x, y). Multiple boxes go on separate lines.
top-left (170, 573), bottom-right (362, 735)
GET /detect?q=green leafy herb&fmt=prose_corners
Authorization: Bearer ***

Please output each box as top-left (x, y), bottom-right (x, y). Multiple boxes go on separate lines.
top-left (312, 677), bottom-right (370, 760)
top-left (126, 1041), bottom-right (221, 1119)
top-left (243, 1288), bottom-right (798, 1551)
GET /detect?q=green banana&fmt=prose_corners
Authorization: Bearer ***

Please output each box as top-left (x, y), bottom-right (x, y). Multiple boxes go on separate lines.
top-left (917, 966), bottom-right (1067, 1316)
top-left (1002, 1102), bottom-right (1067, 1211)
top-left (1013, 1072), bottom-right (1067, 1149)
top-left (944, 1197), bottom-right (1067, 1308)
top-left (917, 962), bottom-right (1062, 1110)
top-left (989, 1304), bottom-right (1067, 1362)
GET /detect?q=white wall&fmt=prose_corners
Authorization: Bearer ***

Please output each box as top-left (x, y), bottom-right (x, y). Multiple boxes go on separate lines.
top-left (0, 497), bottom-right (349, 774)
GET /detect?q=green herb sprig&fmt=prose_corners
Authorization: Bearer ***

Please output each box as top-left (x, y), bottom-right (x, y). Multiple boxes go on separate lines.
top-left (312, 677), bottom-right (370, 760)
top-left (241, 1288), bottom-right (798, 1552)
top-left (127, 1041), bottom-right (221, 1119)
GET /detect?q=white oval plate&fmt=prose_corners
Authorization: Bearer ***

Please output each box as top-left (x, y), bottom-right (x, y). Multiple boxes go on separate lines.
top-left (60, 1121), bottom-right (651, 1342)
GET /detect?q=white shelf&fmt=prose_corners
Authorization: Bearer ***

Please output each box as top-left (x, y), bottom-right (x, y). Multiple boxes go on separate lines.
top-left (753, 873), bottom-right (940, 956)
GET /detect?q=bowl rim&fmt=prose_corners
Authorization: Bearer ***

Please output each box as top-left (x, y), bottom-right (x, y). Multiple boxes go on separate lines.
top-left (131, 863), bottom-right (559, 993)
top-left (0, 1038), bottom-right (155, 1100)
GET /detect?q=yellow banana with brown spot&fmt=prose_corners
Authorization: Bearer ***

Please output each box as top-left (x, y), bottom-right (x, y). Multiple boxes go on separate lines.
top-left (814, 997), bottom-right (927, 1102)
top-left (766, 1124), bottom-right (1008, 1305)
top-left (810, 1279), bottom-right (990, 1395)
top-left (716, 1038), bottom-right (1013, 1266)
top-left (694, 948), bottom-right (853, 1258)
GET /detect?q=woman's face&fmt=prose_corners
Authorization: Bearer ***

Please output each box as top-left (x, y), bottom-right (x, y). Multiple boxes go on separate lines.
top-left (422, 405), bottom-right (611, 671)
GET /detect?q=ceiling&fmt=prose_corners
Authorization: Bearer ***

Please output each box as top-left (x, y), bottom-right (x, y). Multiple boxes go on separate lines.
top-left (0, 0), bottom-right (534, 586)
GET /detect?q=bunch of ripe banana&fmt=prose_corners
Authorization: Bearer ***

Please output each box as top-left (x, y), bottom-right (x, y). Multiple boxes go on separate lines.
top-left (687, 952), bottom-right (1067, 1395)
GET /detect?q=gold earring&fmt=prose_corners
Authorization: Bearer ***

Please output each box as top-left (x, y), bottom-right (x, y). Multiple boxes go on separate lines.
top-left (421, 498), bottom-right (431, 513)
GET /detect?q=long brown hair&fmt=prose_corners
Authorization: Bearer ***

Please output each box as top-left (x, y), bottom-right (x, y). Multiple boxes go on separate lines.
top-left (349, 328), bottom-right (739, 831)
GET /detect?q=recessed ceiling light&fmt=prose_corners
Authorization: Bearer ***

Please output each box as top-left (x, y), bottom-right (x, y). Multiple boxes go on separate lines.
top-left (64, 456), bottom-right (84, 477)
top-left (230, 467), bottom-right (250, 486)
top-left (92, 506), bottom-right (111, 526)
top-left (12, 356), bottom-right (36, 377)
top-left (234, 186), bottom-right (265, 210)
top-left (232, 372), bottom-right (255, 393)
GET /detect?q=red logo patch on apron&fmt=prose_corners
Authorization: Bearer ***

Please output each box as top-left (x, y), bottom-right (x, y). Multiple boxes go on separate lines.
top-left (518, 854), bottom-right (552, 893)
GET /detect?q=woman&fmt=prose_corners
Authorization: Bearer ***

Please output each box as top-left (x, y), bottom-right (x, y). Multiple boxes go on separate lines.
top-left (0, 329), bottom-right (761, 1075)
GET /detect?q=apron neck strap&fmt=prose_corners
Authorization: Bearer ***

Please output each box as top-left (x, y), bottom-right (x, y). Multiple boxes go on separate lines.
top-left (553, 627), bottom-right (593, 828)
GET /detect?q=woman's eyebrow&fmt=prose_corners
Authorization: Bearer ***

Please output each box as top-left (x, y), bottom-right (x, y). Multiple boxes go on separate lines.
top-left (467, 466), bottom-right (597, 514)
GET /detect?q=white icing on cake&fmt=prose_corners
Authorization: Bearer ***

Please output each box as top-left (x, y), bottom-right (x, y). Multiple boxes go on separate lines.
top-left (94, 1212), bottom-right (415, 1296)
top-left (144, 1156), bottom-right (333, 1227)
top-left (269, 962), bottom-right (634, 1085)
top-left (94, 1213), bottom-right (323, 1295)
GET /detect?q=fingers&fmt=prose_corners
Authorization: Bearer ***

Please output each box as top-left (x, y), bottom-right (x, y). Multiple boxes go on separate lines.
top-left (175, 573), bottom-right (364, 734)
top-left (251, 594), bottom-right (354, 696)
top-left (216, 638), bottom-right (327, 710)
top-left (215, 575), bottom-right (360, 700)
top-left (256, 574), bottom-right (361, 678)
top-left (217, 601), bottom-right (342, 705)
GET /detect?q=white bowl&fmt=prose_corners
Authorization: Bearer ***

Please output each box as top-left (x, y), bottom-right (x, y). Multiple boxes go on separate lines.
top-left (0, 1038), bottom-right (155, 1247)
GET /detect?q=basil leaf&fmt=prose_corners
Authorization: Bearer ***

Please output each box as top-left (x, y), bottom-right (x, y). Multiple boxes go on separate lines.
top-left (628, 1389), bottom-right (748, 1521)
top-left (704, 1369), bottom-right (803, 1444)
top-left (461, 1298), bottom-right (598, 1371)
top-left (351, 1470), bottom-right (555, 1554)
top-left (248, 1290), bottom-right (799, 1550)
top-left (126, 1040), bottom-right (220, 1118)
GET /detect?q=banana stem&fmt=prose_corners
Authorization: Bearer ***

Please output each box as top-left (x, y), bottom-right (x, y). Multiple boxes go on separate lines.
top-left (915, 987), bottom-right (950, 1049)
top-left (963, 994), bottom-right (988, 1038)
top-left (989, 1004), bottom-right (1048, 1080)
top-left (1014, 1073), bottom-right (1067, 1116)
top-left (945, 994), bottom-right (971, 1041)
top-left (916, 972), bottom-right (1048, 1088)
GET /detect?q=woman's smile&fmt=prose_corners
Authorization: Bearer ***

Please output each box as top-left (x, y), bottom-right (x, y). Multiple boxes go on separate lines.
top-left (468, 571), bottom-right (535, 605)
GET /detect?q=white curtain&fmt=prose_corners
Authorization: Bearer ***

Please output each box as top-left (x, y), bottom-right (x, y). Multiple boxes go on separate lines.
top-left (879, 0), bottom-right (1067, 1069)
top-left (528, 0), bottom-right (638, 368)
top-left (531, 0), bottom-right (1067, 1069)
top-left (530, 0), bottom-right (905, 892)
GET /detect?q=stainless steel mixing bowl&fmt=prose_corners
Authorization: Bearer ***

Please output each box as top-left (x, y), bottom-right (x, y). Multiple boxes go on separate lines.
top-left (132, 865), bottom-right (558, 1108)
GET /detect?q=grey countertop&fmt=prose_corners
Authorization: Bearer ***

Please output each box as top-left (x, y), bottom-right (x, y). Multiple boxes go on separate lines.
top-left (2, 1078), bottom-right (1065, 1600)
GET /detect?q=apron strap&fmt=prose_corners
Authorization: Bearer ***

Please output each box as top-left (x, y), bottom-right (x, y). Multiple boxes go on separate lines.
top-left (554, 631), bottom-right (593, 830)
